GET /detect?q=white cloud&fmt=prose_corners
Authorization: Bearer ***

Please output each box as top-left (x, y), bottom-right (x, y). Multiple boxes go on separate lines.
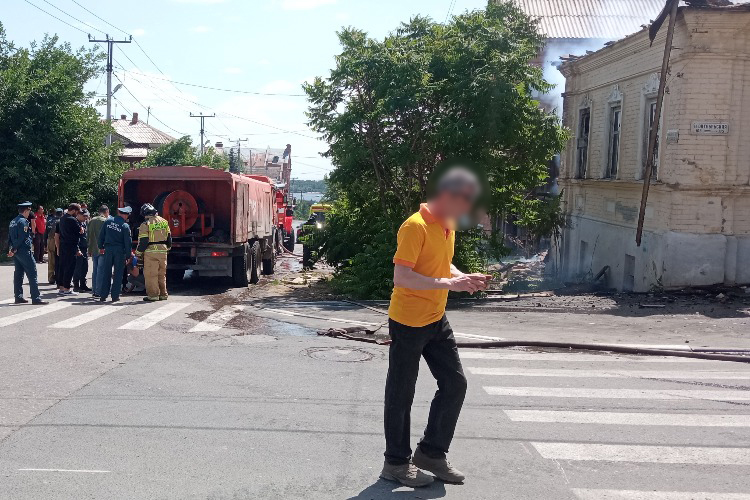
top-left (258, 58), bottom-right (270, 66)
top-left (334, 12), bottom-right (350, 21)
top-left (191, 25), bottom-right (212, 33)
top-left (281, 0), bottom-right (336, 11)
top-left (224, 67), bottom-right (243, 75)
top-left (132, 28), bottom-right (146, 37)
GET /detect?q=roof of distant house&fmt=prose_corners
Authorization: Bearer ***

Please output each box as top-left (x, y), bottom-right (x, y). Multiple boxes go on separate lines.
top-left (512, 0), bottom-right (666, 39)
top-left (111, 114), bottom-right (175, 146)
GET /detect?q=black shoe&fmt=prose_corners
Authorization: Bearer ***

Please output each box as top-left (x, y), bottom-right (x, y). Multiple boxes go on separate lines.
top-left (111, 298), bottom-right (120, 303)
top-left (92, 294), bottom-right (100, 299)
top-left (99, 297), bottom-right (107, 302)
top-left (49, 280), bottom-right (56, 285)
top-left (79, 285), bottom-right (92, 292)
top-left (32, 299), bottom-right (48, 305)
top-left (14, 298), bottom-right (28, 304)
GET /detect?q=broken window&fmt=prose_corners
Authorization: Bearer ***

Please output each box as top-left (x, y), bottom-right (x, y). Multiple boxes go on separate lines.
top-left (642, 98), bottom-right (660, 179)
top-left (576, 108), bottom-right (591, 179)
top-left (606, 106), bottom-right (621, 179)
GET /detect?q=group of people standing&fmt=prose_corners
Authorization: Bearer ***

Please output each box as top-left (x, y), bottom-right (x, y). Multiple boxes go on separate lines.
top-left (8, 201), bottom-right (173, 305)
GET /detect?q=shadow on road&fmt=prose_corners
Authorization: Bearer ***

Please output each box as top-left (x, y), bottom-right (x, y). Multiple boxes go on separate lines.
top-left (348, 478), bottom-right (446, 499)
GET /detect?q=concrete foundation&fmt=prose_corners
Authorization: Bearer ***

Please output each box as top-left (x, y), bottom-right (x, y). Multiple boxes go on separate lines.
top-left (559, 215), bottom-right (750, 292)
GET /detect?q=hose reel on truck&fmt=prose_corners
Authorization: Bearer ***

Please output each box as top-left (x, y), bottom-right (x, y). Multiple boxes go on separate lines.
top-left (153, 190), bottom-right (212, 238)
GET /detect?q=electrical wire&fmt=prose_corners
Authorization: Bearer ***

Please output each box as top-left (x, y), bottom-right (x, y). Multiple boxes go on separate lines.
top-left (23, 0), bottom-right (89, 34)
top-left (69, 0), bottom-right (130, 36)
top-left (115, 66), bottom-right (306, 97)
top-left (112, 73), bottom-right (187, 136)
top-left (39, 0), bottom-right (104, 35)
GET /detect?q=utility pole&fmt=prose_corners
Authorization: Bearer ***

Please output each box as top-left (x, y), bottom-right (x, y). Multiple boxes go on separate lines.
top-left (89, 35), bottom-right (132, 146)
top-left (228, 138), bottom-right (248, 173)
top-left (190, 113), bottom-right (216, 155)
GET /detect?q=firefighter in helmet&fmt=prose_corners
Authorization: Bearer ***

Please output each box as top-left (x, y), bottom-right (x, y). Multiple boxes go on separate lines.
top-left (135, 203), bottom-right (172, 302)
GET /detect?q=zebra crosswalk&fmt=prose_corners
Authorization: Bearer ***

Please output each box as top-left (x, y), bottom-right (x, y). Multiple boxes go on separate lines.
top-left (0, 297), bottom-right (248, 333)
top-left (463, 349), bottom-right (750, 498)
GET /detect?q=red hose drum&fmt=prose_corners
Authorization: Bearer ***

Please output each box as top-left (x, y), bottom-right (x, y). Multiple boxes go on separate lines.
top-left (156, 190), bottom-right (199, 237)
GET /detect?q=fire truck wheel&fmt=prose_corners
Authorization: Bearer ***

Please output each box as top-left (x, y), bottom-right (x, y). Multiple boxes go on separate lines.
top-left (250, 241), bottom-right (261, 285)
top-left (232, 244), bottom-right (250, 287)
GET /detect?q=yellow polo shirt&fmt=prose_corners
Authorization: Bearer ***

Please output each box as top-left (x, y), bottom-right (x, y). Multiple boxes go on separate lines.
top-left (389, 203), bottom-right (455, 327)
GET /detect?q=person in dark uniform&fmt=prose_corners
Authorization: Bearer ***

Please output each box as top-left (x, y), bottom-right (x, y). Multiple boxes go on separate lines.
top-left (73, 209), bottom-right (91, 292)
top-left (45, 208), bottom-right (62, 284)
top-left (97, 206), bottom-right (132, 303)
top-left (7, 202), bottom-right (48, 305)
top-left (57, 203), bottom-right (83, 295)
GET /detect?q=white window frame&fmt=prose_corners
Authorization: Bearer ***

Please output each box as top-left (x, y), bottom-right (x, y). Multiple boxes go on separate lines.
top-left (602, 85), bottom-right (624, 179)
top-left (575, 94), bottom-right (593, 179)
top-left (636, 73), bottom-right (663, 181)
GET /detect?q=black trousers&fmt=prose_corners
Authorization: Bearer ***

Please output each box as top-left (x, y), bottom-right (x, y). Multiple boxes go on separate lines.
top-left (58, 246), bottom-right (77, 289)
top-left (33, 233), bottom-right (45, 263)
top-left (73, 253), bottom-right (88, 288)
top-left (384, 316), bottom-right (467, 465)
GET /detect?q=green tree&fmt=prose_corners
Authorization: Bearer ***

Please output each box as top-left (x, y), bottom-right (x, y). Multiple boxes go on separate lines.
top-left (140, 136), bottom-right (229, 171)
top-left (303, 1), bottom-right (566, 298)
top-left (0, 23), bottom-right (120, 244)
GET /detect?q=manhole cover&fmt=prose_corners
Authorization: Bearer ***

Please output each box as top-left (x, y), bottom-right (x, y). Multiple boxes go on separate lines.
top-left (304, 347), bottom-right (375, 362)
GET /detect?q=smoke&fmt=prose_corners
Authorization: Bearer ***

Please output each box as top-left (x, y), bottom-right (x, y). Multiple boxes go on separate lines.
top-left (536, 38), bottom-right (613, 117)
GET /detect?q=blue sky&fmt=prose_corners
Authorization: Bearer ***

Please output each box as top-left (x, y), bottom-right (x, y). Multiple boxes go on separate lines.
top-left (5, 0), bottom-right (488, 179)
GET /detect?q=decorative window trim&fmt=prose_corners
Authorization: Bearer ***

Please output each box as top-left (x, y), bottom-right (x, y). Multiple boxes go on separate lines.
top-left (636, 73), bottom-right (664, 181)
top-left (601, 85), bottom-right (624, 179)
top-left (575, 95), bottom-right (593, 179)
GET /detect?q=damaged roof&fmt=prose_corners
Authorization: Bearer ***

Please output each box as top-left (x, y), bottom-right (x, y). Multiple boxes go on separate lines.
top-left (111, 117), bottom-right (175, 146)
top-left (512, 0), bottom-right (666, 39)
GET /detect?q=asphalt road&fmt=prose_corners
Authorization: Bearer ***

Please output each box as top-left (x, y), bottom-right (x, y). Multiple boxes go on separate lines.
top-left (2, 261), bottom-right (750, 499)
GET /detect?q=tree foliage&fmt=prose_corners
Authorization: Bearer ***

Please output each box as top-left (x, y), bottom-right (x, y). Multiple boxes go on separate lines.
top-left (0, 23), bottom-right (122, 238)
top-left (140, 136), bottom-right (229, 171)
top-left (303, 1), bottom-right (567, 298)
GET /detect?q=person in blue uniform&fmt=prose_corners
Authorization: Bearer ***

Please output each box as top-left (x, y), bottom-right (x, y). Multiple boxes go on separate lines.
top-left (97, 206), bottom-right (132, 303)
top-left (7, 202), bottom-right (48, 305)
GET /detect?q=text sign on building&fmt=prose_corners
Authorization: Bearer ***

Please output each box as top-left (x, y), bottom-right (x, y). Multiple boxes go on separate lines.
top-left (691, 121), bottom-right (729, 135)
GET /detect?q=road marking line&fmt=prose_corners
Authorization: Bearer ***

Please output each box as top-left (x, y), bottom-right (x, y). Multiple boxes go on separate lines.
top-left (49, 305), bottom-right (120, 329)
top-left (190, 305), bottom-right (245, 332)
top-left (573, 489), bottom-right (750, 500)
top-left (260, 307), bottom-right (500, 340)
top-left (17, 468), bottom-right (110, 473)
top-left (483, 386), bottom-right (750, 401)
top-left (260, 307), bottom-right (381, 327)
top-left (532, 442), bottom-right (750, 465)
top-left (0, 298), bottom-right (15, 305)
top-left (459, 352), bottom-right (701, 363)
top-left (505, 410), bottom-right (750, 427)
top-left (118, 302), bottom-right (191, 330)
top-left (469, 367), bottom-right (750, 379)
top-left (0, 302), bottom-right (72, 328)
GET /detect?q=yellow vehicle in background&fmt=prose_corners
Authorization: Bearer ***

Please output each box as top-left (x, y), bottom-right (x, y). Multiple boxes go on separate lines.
top-left (300, 203), bottom-right (332, 269)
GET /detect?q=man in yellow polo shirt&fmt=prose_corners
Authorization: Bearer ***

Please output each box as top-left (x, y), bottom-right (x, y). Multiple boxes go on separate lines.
top-left (381, 167), bottom-right (490, 487)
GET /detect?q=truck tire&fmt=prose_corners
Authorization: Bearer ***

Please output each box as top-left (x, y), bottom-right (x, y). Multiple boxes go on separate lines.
top-left (232, 243), bottom-right (250, 287)
top-left (284, 230), bottom-right (295, 252)
top-left (250, 241), bottom-right (261, 284)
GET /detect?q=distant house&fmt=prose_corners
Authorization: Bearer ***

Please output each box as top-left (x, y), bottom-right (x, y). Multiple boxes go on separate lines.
top-left (555, 3), bottom-right (750, 291)
top-left (214, 142), bottom-right (292, 190)
top-left (111, 112), bottom-right (175, 167)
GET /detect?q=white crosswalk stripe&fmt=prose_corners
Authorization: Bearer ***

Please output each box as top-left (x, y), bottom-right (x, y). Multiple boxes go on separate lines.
top-left (190, 305), bottom-right (245, 332)
top-left (572, 489), bottom-right (750, 500)
top-left (532, 442), bottom-right (750, 465)
top-left (483, 386), bottom-right (750, 400)
top-left (0, 298), bottom-right (15, 305)
top-left (0, 301), bottom-right (72, 328)
top-left (470, 367), bottom-right (750, 379)
top-left (466, 349), bottom-right (750, 497)
top-left (117, 302), bottom-right (191, 330)
top-left (505, 410), bottom-right (750, 427)
top-left (48, 305), bottom-right (121, 329)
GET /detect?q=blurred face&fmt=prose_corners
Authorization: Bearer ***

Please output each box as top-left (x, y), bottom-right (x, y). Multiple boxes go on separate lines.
top-left (37, 206), bottom-right (44, 213)
top-left (21, 208), bottom-right (31, 218)
top-left (434, 186), bottom-right (477, 220)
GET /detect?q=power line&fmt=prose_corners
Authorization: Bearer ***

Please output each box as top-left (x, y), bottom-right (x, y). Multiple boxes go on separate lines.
top-left (112, 73), bottom-right (186, 136)
top-left (115, 66), bottom-right (306, 97)
top-left (69, 0), bottom-right (130, 36)
top-left (23, 0), bottom-right (89, 34)
top-left (293, 160), bottom-right (333, 172)
top-left (444, 0), bottom-right (457, 23)
top-left (39, 0), bottom-right (104, 35)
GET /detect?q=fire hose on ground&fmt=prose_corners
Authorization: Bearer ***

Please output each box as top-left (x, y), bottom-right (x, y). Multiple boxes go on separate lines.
top-left (317, 300), bottom-right (750, 364)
